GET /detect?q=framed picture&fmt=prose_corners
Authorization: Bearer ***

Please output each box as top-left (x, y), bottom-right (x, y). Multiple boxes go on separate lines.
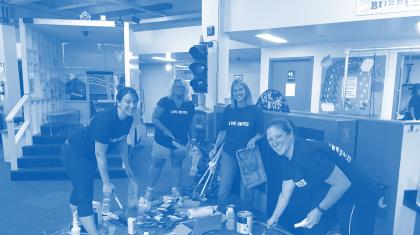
top-left (233, 74), bottom-right (243, 80)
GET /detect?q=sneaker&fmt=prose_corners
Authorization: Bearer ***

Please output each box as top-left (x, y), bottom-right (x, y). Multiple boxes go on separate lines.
top-left (143, 186), bottom-right (154, 201)
top-left (171, 187), bottom-right (182, 198)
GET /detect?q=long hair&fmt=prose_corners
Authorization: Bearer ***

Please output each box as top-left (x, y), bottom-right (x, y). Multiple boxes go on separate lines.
top-left (230, 79), bottom-right (253, 109)
top-left (168, 78), bottom-right (190, 101)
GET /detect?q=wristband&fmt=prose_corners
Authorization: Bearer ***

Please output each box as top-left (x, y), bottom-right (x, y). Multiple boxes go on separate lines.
top-left (316, 205), bottom-right (327, 213)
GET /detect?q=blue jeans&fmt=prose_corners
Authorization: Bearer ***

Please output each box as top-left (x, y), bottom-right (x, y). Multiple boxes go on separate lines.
top-left (218, 151), bottom-right (254, 208)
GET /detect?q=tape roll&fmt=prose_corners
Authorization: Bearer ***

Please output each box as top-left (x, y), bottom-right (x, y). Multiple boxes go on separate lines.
top-left (187, 206), bottom-right (214, 219)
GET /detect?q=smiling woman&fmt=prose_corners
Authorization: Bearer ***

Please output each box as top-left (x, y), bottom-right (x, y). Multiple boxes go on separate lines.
top-left (265, 118), bottom-right (377, 235)
top-left (209, 79), bottom-right (264, 209)
top-left (61, 87), bottom-right (139, 235)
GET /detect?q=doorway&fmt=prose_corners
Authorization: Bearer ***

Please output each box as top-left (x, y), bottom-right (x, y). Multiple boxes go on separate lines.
top-left (269, 57), bottom-right (314, 112)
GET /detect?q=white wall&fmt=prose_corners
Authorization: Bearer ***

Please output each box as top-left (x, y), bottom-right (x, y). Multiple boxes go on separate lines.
top-left (225, 0), bottom-right (420, 32)
top-left (139, 64), bottom-right (175, 123)
top-left (260, 38), bottom-right (420, 118)
top-left (130, 26), bottom-right (201, 55)
top-left (229, 60), bottom-right (261, 103)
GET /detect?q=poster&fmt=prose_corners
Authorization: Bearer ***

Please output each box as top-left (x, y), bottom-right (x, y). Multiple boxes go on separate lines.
top-left (345, 76), bottom-right (358, 99)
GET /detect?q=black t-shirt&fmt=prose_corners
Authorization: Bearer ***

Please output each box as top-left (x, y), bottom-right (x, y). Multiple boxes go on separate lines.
top-left (154, 97), bottom-right (195, 148)
top-left (68, 106), bottom-right (133, 160)
top-left (408, 94), bottom-right (420, 120)
top-left (220, 105), bottom-right (264, 157)
top-left (280, 139), bottom-right (366, 206)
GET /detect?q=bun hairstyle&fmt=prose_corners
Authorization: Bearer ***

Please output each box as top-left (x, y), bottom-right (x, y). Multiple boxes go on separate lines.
top-left (116, 87), bottom-right (139, 102)
top-left (266, 118), bottom-right (295, 136)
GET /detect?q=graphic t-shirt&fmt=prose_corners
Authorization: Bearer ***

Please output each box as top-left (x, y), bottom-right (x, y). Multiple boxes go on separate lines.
top-left (280, 139), bottom-right (366, 208)
top-left (68, 106), bottom-right (133, 160)
top-left (220, 105), bottom-right (264, 157)
top-left (154, 97), bottom-right (195, 148)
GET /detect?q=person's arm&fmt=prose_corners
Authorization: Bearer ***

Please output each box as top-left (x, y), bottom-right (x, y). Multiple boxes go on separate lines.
top-left (319, 165), bottom-right (351, 210)
top-left (209, 130), bottom-right (226, 159)
top-left (117, 136), bottom-right (134, 180)
top-left (188, 120), bottom-right (197, 145)
top-left (267, 180), bottom-right (295, 228)
top-left (247, 133), bottom-right (263, 149)
top-left (304, 166), bottom-right (351, 229)
top-left (152, 106), bottom-right (173, 138)
top-left (95, 142), bottom-right (114, 194)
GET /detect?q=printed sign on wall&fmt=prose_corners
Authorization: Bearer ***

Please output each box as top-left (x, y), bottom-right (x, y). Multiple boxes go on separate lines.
top-left (357, 0), bottom-right (420, 15)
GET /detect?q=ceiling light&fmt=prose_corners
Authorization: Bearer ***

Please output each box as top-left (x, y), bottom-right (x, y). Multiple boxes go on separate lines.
top-left (255, 33), bottom-right (288, 43)
top-left (165, 64), bottom-right (173, 71)
top-left (152, 56), bottom-right (177, 62)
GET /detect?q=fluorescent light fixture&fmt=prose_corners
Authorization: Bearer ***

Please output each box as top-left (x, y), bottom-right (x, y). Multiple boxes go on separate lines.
top-left (175, 65), bottom-right (189, 69)
top-left (255, 33), bottom-right (288, 43)
top-left (152, 52), bottom-right (177, 62)
top-left (152, 56), bottom-right (177, 62)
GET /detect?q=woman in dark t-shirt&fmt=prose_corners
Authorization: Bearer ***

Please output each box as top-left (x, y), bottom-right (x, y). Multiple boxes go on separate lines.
top-left (265, 119), bottom-right (377, 235)
top-left (143, 78), bottom-right (195, 201)
top-left (209, 79), bottom-right (264, 208)
top-left (61, 87), bottom-right (138, 235)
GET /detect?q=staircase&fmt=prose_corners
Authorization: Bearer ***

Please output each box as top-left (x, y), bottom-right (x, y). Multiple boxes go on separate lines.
top-left (10, 123), bottom-right (127, 181)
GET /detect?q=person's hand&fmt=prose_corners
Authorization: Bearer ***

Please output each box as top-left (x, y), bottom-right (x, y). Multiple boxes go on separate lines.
top-left (103, 182), bottom-right (115, 195)
top-left (208, 161), bottom-right (217, 174)
top-left (247, 138), bottom-right (256, 149)
top-left (163, 129), bottom-right (174, 138)
top-left (302, 207), bottom-right (323, 229)
top-left (266, 216), bottom-right (278, 229)
top-left (208, 148), bottom-right (217, 160)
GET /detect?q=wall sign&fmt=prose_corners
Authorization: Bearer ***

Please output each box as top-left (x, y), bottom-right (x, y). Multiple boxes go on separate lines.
top-left (233, 74), bottom-right (243, 80)
top-left (285, 70), bottom-right (296, 97)
top-left (357, 0), bottom-right (420, 15)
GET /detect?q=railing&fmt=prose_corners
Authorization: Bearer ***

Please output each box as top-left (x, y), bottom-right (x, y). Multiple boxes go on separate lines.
top-left (2, 94), bottom-right (32, 170)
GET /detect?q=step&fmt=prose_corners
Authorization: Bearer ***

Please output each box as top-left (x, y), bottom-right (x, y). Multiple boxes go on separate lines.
top-left (22, 144), bottom-right (62, 156)
top-left (40, 123), bottom-right (80, 137)
top-left (17, 156), bottom-right (122, 168)
top-left (32, 134), bottom-right (66, 145)
top-left (10, 167), bottom-right (127, 181)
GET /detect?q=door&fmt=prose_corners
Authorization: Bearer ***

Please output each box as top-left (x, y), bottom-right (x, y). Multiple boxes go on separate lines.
top-left (269, 57), bottom-right (314, 112)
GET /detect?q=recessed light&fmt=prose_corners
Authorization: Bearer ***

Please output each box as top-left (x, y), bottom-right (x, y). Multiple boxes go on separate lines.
top-left (255, 33), bottom-right (288, 43)
top-left (165, 64), bottom-right (173, 71)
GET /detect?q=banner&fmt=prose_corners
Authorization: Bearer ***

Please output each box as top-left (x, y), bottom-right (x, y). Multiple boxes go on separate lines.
top-left (357, 0), bottom-right (420, 15)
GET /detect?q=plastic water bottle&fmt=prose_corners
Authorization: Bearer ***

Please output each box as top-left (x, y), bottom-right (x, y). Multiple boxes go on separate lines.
top-left (102, 192), bottom-right (111, 216)
top-left (226, 205), bottom-right (236, 231)
top-left (416, 183), bottom-right (420, 206)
